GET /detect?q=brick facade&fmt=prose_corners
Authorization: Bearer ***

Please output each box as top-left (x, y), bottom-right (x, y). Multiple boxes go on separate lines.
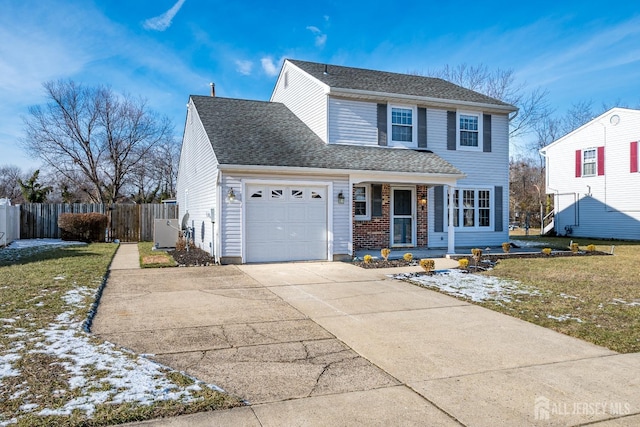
top-left (353, 184), bottom-right (428, 250)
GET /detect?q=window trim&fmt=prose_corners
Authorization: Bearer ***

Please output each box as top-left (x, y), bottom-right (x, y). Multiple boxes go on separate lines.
top-left (456, 110), bottom-right (483, 151)
top-left (388, 104), bottom-right (418, 148)
top-left (582, 148), bottom-right (597, 177)
top-left (447, 187), bottom-right (493, 230)
top-left (354, 184), bottom-right (371, 220)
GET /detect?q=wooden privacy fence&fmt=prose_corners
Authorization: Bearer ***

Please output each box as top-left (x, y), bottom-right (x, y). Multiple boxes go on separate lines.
top-left (19, 203), bottom-right (179, 242)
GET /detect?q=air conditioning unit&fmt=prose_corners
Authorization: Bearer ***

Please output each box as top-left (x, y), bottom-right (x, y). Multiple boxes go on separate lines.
top-left (154, 219), bottom-right (179, 248)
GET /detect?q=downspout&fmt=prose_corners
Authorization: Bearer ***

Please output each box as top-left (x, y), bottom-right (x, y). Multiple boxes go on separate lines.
top-left (215, 170), bottom-right (222, 264)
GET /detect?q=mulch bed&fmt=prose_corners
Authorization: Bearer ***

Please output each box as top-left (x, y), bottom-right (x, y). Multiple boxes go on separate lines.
top-left (168, 246), bottom-right (216, 266)
top-left (354, 250), bottom-right (611, 269)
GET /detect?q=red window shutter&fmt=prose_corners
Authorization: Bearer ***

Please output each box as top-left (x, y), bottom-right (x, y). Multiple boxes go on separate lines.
top-left (631, 142), bottom-right (638, 173)
top-left (575, 150), bottom-right (582, 177)
top-left (597, 146), bottom-right (605, 176)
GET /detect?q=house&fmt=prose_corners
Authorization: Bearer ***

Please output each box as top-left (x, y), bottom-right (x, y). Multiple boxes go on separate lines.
top-left (176, 59), bottom-right (516, 264)
top-left (541, 107), bottom-right (640, 240)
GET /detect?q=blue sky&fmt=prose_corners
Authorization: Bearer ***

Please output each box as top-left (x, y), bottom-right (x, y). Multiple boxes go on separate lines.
top-left (1, 0), bottom-right (640, 170)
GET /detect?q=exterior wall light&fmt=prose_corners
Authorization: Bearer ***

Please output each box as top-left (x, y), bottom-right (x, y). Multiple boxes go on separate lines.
top-left (337, 191), bottom-right (345, 204)
top-left (419, 197), bottom-right (427, 210)
top-left (227, 188), bottom-right (236, 202)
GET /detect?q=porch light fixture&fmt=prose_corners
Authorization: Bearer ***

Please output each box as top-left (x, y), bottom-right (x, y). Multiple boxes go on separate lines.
top-left (419, 197), bottom-right (427, 210)
top-left (227, 188), bottom-right (236, 202)
top-left (337, 191), bottom-right (345, 204)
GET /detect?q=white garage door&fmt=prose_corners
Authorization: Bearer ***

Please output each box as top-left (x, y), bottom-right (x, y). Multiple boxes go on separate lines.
top-left (245, 185), bottom-right (328, 263)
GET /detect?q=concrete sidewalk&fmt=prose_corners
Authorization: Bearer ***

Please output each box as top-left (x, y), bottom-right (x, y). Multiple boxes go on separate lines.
top-left (97, 246), bottom-right (639, 427)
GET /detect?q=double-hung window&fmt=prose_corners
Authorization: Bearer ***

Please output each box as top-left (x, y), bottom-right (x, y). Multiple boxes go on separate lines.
top-left (583, 149), bottom-right (596, 176)
top-left (457, 112), bottom-right (482, 150)
top-left (354, 185), bottom-right (370, 220)
top-left (389, 105), bottom-right (416, 147)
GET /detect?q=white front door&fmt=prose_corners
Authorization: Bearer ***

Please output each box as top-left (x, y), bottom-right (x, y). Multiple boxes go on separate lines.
top-left (391, 187), bottom-right (415, 247)
top-left (245, 185), bottom-right (328, 263)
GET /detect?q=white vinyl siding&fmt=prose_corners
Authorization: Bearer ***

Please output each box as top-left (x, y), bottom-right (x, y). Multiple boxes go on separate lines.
top-left (175, 101), bottom-right (218, 255)
top-left (328, 98), bottom-right (378, 145)
top-left (272, 62), bottom-right (328, 142)
top-left (545, 108), bottom-right (640, 240)
top-left (428, 110), bottom-right (509, 247)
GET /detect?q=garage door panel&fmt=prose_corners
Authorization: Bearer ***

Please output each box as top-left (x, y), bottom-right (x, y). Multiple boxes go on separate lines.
top-left (245, 184), bottom-right (328, 263)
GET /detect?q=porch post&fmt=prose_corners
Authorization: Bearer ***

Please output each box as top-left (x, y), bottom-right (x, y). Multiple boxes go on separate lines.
top-left (447, 185), bottom-right (455, 254)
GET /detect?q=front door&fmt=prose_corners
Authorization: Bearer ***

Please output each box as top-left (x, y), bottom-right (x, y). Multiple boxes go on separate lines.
top-left (391, 187), bottom-right (415, 247)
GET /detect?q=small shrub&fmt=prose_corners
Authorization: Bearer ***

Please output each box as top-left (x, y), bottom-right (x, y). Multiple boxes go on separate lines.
top-left (541, 247), bottom-right (552, 256)
top-left (403, 253), bottom-right (413, 262)
top-left (363, 254), bottom-right (373, 263)
top-left (175, 236), bottom-right (186, 251)
top-left (458, 258), bottom-right (469, 269)
top-left (419, 259), bottom-right (435, 273)
top-left (586, 244), bottom-right (596, 252)
top-left (570, 242), bottom-right (579, 253)
top-left (502, 242), bottom-right (511, 253)
top-left (58, 212), bottom-right (107, 242)
top-left (471, 248), bottom-right (483, 258)
top-left (380, 248), bottom-right (391, 261)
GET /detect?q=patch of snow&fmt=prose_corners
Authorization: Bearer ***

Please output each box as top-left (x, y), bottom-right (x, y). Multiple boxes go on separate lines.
top-left (0, 353), bottom-right (21, 378)
top-left (0, 318), bottom-right (16, 323)
top-left (3, 287), bottom-right (225, 422)
top-left (6, 239), bottom-right (86, 250)
top-left (53, 276), bottom-right (65, 281)
top-left (611, 298), bottom-right (640, 307)
top-left (547, 314), bottom-right (584, 323)
top-left (510, 239), bottom-right (550, 248)
top-left (392, 269), bottom-right (542, 302)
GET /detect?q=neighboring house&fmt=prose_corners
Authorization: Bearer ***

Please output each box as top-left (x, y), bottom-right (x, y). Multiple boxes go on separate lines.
top-left (176, 59), bottom-right (516, 264)
top-left (541, 107), bottom-right (640, 240)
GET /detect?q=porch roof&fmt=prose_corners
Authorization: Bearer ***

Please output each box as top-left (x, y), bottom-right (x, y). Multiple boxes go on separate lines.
top-left (192, 96), bottom-right (464, 178)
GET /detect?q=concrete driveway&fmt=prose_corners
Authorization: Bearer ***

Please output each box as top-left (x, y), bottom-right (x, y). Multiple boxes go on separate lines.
top-left (93, 246), bottom-right (640, 426)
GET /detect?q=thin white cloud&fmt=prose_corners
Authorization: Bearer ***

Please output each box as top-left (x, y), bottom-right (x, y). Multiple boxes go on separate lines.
top-left (143, 0), bottom-right (187, 31)
top-left (306, 25), bottom-right (327, 47)
top-left (235, 59), bottom-right (253, 76)
top-left (261, 57), bottom-right (279, 76)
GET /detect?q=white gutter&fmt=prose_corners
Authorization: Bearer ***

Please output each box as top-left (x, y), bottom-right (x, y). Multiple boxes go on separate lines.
top-left (217, 164), bottom-right (465, 182)
top-left (329, 87), bottom-right (517, 114)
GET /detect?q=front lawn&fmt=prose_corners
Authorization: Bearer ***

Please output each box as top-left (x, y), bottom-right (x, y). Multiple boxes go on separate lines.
top-left (0, 242), bottom-right (240, 426)
top-left (485, 236), bottom-right (640, 353)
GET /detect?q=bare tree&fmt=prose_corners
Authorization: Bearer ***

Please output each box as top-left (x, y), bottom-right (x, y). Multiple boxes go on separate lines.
top-left (509, 158), bottom-right (546, 227)
top-left (0, 164), bottom-right (26, 203)
top-left (422, 64), bottom-right (551, 139)
top-left (22, 80), bottom-right (173, 204)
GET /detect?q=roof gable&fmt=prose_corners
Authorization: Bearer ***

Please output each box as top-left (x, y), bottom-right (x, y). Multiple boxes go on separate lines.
top-left (286, 59), bottom-right (515, 110)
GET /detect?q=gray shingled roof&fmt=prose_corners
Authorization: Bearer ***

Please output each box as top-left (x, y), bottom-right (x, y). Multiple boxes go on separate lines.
top-left (191, 95), bottom-right (463, 176)
top-left (288, 59), bottom-right (514, 108)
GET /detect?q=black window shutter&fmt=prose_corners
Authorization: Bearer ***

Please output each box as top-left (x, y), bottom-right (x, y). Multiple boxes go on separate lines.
top-left (434, 186), bottom-right (444, 232)
top-left (372, 184), bottom-right (382, 217)
top-left (483, 114), bottom-right (492, 152)
top-left (377, 104), bottom-right (387, 146)
top-left (418, 107), bottom-right (427, 148)
top-left (494, 186), bottom-right (503, 232)
top-left (447, 111), bottom-right (456, 150)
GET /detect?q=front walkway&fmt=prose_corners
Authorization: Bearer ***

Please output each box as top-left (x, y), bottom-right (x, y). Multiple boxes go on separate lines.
top-left (97, 246), bottom-right (640, 426)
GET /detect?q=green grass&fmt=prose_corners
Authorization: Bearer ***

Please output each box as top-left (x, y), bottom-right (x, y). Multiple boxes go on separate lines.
top-left (0, 243), bottom-right (240, 426)
top-left (138, 241), bottom-right (176, 268)
top-left (484, 235), bottom-right (640, 353)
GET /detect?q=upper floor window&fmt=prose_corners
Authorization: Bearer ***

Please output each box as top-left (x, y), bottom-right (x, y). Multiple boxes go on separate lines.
top-left (389, 105), bottom-right (417, 147)
top-left (458, 112), bottom-right (483, 150)
top-left (583, 149), bottom-right (596, 176)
